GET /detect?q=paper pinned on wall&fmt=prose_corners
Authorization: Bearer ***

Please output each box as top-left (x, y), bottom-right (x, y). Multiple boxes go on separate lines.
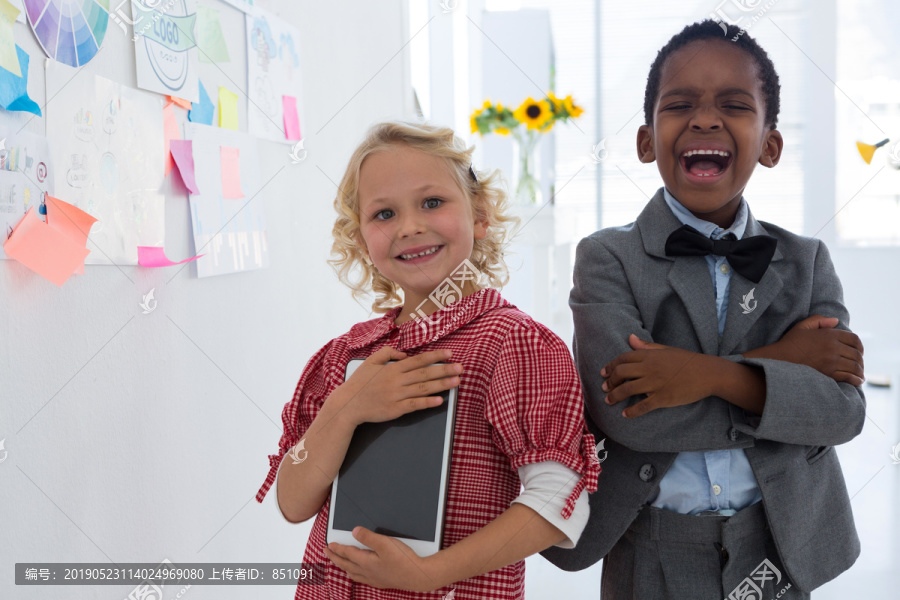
top-left (138, 245), bottom-right (203, 267)
top-left (189, 80), bottom-right (214, 125)
top-left (0, 0), bottom-right (21, 76)
top-left (170, 139), bottom-right (199, 194)
top-left (282, 95), bottom-right (301, 141)
top-left (45, 194), bottom-right (97, 275)
top-left (6, 0), bottom-right (23, 23)
top-left (131, 0), bottom-right (200, 103)
top-left (218, 86), bottom-right (238, 130)
top-left (0, 45), bottom-right (40, 115)
top-left (185, 122), bottom-right (268, 278)
top-left (219, 146), bottom-right (243, 199)
top-left (46, 61), bottom-right (165, 266)
top-left (0, 110), bottom-right (54, 260)
top-left (246, 5), bottom-right (303, 143)
top-left (3, 206), bottom-right (91, 286)
top-left (197, 4), bottom-right (230, 64)
top-left (163, 101), bottom-right (182, 177)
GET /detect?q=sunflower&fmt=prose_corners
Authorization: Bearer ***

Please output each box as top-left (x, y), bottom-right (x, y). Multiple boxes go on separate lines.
top-left (514, 97), bottom-right (552, 130)
top-left (547, 91), bottom-right (564, 113)
top-left (563, 95), bottom-right (584, 118)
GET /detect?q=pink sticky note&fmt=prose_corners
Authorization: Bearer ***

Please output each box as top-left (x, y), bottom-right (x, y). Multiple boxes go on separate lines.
top-left (163, 101), bottom-right (181, 177)
top-left (170, 139), bottom-right (200, 194)
top-left (282, 95), bottom-right (301, 140)
top-left (3, 207), bottom-right (90, 286)
top-left (138, 246), bottom-right (204, 267)
top-left (45, 195), bottom-right (98, 275)
top-left (220, 146), bottom-right (244, 199)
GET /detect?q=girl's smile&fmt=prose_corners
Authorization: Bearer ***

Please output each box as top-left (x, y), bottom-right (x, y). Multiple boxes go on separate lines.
top-left (357, 143), bottom-right (488, 322)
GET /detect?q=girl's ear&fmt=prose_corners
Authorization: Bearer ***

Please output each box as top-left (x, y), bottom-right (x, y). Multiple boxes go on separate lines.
top-left (473, 217), bottom-right (489, 240)
top-left (759, 128), bottom-right (783, 168)
top-left (637, 125), bottom-right (656, 163)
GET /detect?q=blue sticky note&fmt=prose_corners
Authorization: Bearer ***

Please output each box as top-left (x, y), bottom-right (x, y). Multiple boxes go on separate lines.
top-left (0, 45), bottom-right (41, 116)
top-left (188, 80), bottom-right (214, 125)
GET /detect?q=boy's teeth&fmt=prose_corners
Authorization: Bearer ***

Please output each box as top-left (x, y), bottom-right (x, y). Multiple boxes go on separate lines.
top-left (682, 149), bottom-right (731, 157)
top-left (400, 246), bottom-right (440, 260)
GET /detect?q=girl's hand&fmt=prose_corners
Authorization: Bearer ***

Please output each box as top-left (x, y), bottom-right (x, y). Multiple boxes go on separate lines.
top-left (333, 346), bottom-right (463, 427)
top-left (324, 527), bottom-right (445, 592)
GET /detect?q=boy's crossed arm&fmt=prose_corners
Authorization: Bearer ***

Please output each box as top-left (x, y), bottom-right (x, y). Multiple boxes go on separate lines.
top-left (575, 236), bottom-right (866, 453)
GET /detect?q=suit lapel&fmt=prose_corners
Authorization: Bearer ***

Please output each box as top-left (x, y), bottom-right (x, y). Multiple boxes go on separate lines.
top-left (638, 189), bottom-right (720, 355)
top-left (719, 214), bottom-right (784, 355)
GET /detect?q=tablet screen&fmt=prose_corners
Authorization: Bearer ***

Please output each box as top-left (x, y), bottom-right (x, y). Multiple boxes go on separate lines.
top-left (331, 388), bottom-right (452, 541)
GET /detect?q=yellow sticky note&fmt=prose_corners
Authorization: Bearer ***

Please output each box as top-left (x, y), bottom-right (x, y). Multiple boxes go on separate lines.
top-left (0, 0), bottom-right (21, 77)
top-left (218, 86), bottom-right (238, 130)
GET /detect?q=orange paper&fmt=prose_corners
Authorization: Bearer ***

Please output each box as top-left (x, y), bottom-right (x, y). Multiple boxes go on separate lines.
top-left (45, 195), bottom-right (98, 275)
top-left (168, 95), bottom-right (192, 110)
top-left (220, 146), bottom-right (244, 199)
top-left (3, 207), bottom-right (91, 286)
top-left (163, 101), bottom-right (181, 177)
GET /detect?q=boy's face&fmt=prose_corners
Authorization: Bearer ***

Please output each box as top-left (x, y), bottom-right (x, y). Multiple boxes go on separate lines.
top-left (356, 143), bottom-right (488, 311)
top-left (637, 38), bottom-right (783, 228)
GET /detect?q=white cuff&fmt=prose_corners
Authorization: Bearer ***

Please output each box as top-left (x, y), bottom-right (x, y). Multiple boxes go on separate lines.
top-left (511, 461), bottom-right (590, 549)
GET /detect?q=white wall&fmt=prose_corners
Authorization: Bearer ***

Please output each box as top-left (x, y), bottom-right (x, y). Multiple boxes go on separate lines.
top-left (1, 1), bottom-right (414, 598)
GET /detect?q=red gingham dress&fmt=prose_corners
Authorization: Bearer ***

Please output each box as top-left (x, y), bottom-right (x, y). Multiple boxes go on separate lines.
top-left (256, 288), bottom-right (600, 600)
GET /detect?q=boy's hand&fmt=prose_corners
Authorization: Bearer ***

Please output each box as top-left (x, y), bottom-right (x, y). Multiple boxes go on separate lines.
top-left (745, 315), bottom-right (864, 386)
top-left (325, 527), bottom-right (442, 591)
top-left (331, 347), bottom-right (462, 427)
top-left (601, 335), bottom-right (715, 418)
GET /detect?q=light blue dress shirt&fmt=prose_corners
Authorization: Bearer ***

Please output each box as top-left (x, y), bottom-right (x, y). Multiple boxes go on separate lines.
top-left (648, 188), bottom-right (762, 516)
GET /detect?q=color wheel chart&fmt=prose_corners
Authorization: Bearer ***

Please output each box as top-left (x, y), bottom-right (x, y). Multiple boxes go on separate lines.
top-left (24, 0), bottom-right (110, 67)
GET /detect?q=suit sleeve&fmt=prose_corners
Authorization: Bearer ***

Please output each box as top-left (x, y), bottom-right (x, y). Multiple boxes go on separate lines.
top-left (728, 240), bottom-right (866, 446)
top-left (571, 236), bottom-right (744, 453)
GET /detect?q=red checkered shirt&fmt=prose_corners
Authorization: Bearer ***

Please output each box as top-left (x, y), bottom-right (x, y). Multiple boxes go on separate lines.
top-left (256, 288), bottom-right (600, 600)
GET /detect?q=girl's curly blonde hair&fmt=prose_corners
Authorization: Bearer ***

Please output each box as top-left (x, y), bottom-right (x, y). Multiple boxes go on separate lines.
top-left (328, 121), bottom-right (520, 314)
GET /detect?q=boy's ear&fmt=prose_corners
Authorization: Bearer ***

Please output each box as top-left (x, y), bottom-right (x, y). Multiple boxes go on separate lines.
top-left (637, 125), bottom-right (656, 163)
top-left (759, 128), bottom-right (783, 168)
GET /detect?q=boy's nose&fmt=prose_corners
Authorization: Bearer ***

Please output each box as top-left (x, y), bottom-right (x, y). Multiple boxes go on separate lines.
top-left (689, 106), bottom-right (722, 130)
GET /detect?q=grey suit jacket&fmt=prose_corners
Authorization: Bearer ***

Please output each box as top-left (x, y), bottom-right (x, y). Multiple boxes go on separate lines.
top-left (541, 189), bottom-right (864, 592)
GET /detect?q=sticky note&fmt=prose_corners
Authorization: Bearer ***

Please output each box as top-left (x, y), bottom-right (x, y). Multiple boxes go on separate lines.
top-left (220, 146), bottom-right (243, 199)
top-left (282, 95), bottom-right (301, 141)
top-left (0, 45), bottom-right (40, 115)
top-left (45, 195), bottom-right (98, 275)
top-left (170, 139), bottom-right (199, 194)
top-left (3, 207), bottom-right (90, 286)
top-left (0, 0), bottom-right (21, 77)
top-left (138, 246), bottom-right (204, 267)
top-left (218, 86), bottom-right (238, 130)
top-left (168, 95), bottom-right (192, 110)
top-left (197, 5), bottom-right (230, 64)
top-left (189, 80), bottom-right (214, 125)
top-left (163, 101), bottom-right (181, 177)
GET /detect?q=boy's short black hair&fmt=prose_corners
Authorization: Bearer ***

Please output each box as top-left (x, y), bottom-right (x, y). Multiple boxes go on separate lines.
top-left (643, 19), bottom-right (781, 130)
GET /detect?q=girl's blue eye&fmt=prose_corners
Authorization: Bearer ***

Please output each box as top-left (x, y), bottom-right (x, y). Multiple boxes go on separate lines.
top-left (424, 197), bottom-right (442, 209)
top-left (374, 209), bottom-right (394, 220)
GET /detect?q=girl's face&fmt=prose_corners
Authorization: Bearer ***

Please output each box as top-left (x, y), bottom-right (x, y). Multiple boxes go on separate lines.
top-left (356, 143), bottom-right (488, 312)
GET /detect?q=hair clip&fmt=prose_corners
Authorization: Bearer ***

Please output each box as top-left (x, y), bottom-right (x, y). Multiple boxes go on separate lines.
top-left (468, 164), bottom-right (478, 183)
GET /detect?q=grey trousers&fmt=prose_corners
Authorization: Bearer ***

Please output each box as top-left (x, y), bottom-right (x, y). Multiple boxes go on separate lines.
top-left (601, 502), bottom-right (810, 600)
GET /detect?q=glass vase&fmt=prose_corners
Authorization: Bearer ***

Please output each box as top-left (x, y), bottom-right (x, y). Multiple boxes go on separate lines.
top-left (511, 128), bottom-right (541, 205)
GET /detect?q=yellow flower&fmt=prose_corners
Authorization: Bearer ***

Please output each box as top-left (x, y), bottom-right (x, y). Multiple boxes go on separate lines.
top-left (514, 97), bottom-right (552, 130)
top-left (471, 115), bottom-right (478, 134)
top-left (495, 127), bottom-right (510, 135)
top-left (482, 99), bottom-right (492, 109)
top-left (547, 91), bottom-right (563, 112)
top-left (564, 95), bottom-right (584, 118)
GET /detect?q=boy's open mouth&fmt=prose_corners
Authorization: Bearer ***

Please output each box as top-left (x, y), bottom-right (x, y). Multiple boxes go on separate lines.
top-left (680, 148), bottom-right (733, 179)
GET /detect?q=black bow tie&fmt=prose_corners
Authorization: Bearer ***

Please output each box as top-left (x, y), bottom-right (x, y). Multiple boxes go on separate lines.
top-left (665, 224), bottom-right (777, 283)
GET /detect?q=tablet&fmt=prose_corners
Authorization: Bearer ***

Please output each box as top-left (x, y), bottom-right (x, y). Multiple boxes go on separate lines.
top-left (326, 358), bottom-right (458, 557)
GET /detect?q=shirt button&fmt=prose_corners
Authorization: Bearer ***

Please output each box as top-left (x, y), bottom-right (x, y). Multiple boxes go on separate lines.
top-left (639, 464), bottom-right (656, 482)
top-left (712, 484), bottom-right (722, 496)
top-left (720, 264), bottom-right (730, 274)
top-left (729, 428), bottom-right (739, 441)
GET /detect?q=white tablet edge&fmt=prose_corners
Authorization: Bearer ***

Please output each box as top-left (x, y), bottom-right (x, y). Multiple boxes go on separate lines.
top-left (326, 358), bottom-right (457, 557)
